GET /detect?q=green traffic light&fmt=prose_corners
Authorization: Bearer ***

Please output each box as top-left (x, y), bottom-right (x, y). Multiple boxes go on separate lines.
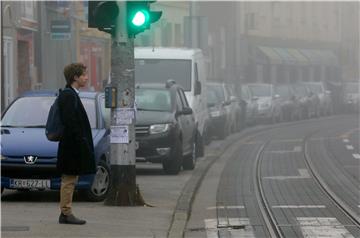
top-left (131, 10), bottom-right (149, 27)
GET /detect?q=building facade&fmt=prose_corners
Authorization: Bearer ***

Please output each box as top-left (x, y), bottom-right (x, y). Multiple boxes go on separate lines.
top-left (2, 1), bottom-right (39, 108)
top-left (2, 1), bottom-right (112, 111)
top-left (134, 2), bottom-right (189, 47)
top-left (237, 1), bottom-right (344, 85)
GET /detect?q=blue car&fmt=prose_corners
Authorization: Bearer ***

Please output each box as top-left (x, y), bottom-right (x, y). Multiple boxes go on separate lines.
top-left (1, 90), bottom-right (111, 202)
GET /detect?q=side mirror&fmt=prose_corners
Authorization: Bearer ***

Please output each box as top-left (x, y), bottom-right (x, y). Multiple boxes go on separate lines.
top-left (251, 96), bottom-right (259, 101)
top-left (182, 107), bottom-right (193, 115)
top-left (194, 81), bottom-right (202, 95)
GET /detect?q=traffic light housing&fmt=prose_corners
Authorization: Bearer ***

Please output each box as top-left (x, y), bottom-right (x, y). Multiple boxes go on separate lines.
top-left (88, 1), bottom-right (119, 34)
top-left (88, 1), bottom-right (162, 37)
top-left (127, 1), bottom-right (162, 37)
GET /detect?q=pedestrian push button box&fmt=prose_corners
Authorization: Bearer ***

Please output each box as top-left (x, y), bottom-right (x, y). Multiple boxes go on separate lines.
top-left (105, 86), bottom-right (117, 108)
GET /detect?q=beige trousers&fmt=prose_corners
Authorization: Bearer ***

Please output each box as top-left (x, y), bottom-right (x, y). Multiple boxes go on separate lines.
top-left (60, 175), bottom-right (79, 215)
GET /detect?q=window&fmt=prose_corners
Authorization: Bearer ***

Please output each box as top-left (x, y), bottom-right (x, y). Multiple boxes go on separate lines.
top-left (135, 59), bottom-right (192, 91)
top-left (246, 13), bottom-right (256, 30)
top-left (1, 96), bottom-right (97, 129)
top-left (174, 24), bottom-right (181, 46)
top-left (135, 89), bottom-right (172, 112)
top-left (21, 1), bottom-right (35, 19)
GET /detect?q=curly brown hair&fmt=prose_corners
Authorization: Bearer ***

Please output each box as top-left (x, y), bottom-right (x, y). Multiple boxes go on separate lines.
top-left (63, 63), bottom-right (87, 85)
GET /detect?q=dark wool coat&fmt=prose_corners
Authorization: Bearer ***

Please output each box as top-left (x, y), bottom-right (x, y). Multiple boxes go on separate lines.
top-left (56, 86), bottom-right (96, 175)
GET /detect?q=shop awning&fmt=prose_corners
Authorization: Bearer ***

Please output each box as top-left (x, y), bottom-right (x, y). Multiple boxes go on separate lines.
top-left (300, 49), bottom-right (338, 66)
top-left (258, 46), bottom-right (283, 64)
top-left (287, 48), bottom-right (309, 65)
top-left (258, 46), bottom-right (338, 66)
top-left (273, 47), bottom-right (298, 64)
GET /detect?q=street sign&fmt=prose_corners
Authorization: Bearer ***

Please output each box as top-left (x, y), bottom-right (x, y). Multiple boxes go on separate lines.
top-left (50, 20), bottom-right (71, 40)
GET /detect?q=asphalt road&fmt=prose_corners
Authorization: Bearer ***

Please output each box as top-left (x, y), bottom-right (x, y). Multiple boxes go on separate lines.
top-left (186, 114), bottom-right (360, 238)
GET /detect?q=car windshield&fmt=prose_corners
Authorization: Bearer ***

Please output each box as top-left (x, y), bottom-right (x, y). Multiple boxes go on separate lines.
top-left (275, 85), bottom-right (291, 98)
top-left (307, 84), bottom-right (323, 94)
top-left (135, 59), bottom-right (192, 91)
top-left (1, 96), bottom-right (97, 128)
top-left (206, 87), bottom-right (221, 105)
top-left (207, 84), bottom-right (225, 102)
top-left (344, 83), bottom-right (359, 94)
top-left (135, 89), bottom-right (172, 112)
top-left (248, 85), bottom-right (272, 97)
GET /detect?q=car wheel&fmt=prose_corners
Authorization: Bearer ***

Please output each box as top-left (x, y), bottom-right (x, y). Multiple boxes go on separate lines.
top-left (203, 125), bottom-right (211, 145)
top-left (163, 139), bottom-right (182, 175)
top-left (183, 140), bottom-right (196, 170)
top-left (195, 130), bottom-right (204, 157)
top-left (81, 160), bottom-right (110, 202)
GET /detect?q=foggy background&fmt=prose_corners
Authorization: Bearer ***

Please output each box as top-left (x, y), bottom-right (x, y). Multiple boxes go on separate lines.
top-left (1, 1), bottom-right (359, 112)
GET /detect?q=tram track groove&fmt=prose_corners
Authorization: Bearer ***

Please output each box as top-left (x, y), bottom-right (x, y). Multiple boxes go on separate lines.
top-left (254, 141), bottom-right (284, 238)
top-left (303, 133), bottom-right (360, 228)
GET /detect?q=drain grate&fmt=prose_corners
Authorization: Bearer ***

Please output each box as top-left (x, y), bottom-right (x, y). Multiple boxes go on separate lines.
top-left (188, 227), bottom-right (207, 232)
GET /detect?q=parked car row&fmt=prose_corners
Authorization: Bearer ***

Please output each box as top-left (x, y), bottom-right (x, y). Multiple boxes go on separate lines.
top-left (0, 77), bottom-right (356, 201)
top-left (204, 81), bottom-right (246, 141)
top-left (240, 81), bottom-right (333, 125)
top-left (342, 81), bottom-right (359, 113)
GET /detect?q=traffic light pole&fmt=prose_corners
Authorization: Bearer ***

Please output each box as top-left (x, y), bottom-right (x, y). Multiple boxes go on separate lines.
top-left (104, 2), bottom-right (143, 206)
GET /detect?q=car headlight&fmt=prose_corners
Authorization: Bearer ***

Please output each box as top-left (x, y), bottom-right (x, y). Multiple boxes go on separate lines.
top-left (1, 155), bottom-right (6, 161)
top-left (149, 123), bottom-right (171, 134)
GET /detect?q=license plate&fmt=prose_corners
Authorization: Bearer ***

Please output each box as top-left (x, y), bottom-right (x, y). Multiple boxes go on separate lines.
top-left (9, 179), bottom-right (51, 189)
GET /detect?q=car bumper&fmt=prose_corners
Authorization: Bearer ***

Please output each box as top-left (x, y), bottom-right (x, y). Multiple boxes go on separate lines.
top-left (256, 108), bottom-right (272, 119)
top-left (136, 131), bottom-right (175, 163)
top-left (1, 163), bottom-right (94, 190)
top-left (1, 176), bottom-right (94, 190)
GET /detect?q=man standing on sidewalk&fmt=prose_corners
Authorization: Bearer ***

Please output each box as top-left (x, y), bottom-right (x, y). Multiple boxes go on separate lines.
top-left (57, 63), bottom-right (96, 225)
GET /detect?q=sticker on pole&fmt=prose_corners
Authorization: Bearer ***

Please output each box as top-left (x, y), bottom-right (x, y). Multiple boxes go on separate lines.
top-left (110, 125), bottom-right (129, 144)
top-left (114, 108), bottom-right (135, 125)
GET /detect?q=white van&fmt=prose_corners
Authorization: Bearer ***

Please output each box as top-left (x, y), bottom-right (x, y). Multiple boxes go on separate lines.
top-left (135, 47), bottom-right (208, 156)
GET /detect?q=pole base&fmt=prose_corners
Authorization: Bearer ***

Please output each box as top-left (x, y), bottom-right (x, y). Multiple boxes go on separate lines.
top-left (104, 165), bottom-right (148, 206)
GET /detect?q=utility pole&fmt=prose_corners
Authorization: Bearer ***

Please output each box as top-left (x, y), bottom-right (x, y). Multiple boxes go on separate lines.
top-left (88, 1), bottom-right (162, 206)
top-left (104, 1), bottom-right (138, 206)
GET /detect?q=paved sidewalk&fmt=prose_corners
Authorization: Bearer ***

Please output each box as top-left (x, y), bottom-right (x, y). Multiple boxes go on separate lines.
top-left (1, 164), bottom-right (193, 238)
